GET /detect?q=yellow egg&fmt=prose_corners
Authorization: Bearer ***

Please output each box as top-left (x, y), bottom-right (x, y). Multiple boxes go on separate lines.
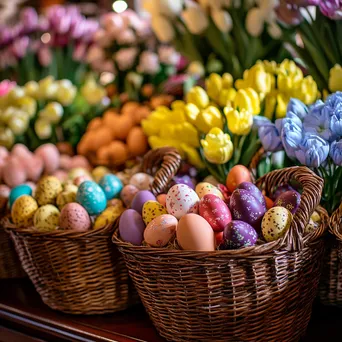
top-left (35, 176), bottom-right (63, 206)
top-left (195, 182), bottom-right (224, 200)
top-left (142, 200), bottom-right (168, 225)
top-left (311, 211), bottom-right (321, 224)
top-left (305, 218), bottom-right (318, 234)
top-left (56, 189), bottom-right (77, 210)
top-left (92, 166), bottom-right (110, 183)
top-left (68, 168), bottom-right (92, 181)
top-left (64, 184), bottom-right (78, 193)
top-left (107, 198), bottom-right (125, 211)
top-left (11, 195), bottom-right (38, 228)
top-left (33, 205), bottom-right (60, 232)
top-left (262, 206), bottom-right (293, 242)
top-left (94, 206), bottom-right (125, 229)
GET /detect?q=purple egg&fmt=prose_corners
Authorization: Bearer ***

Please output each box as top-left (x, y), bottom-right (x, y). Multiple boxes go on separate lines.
top-left (131, 190), bottom-right (156, 214)
top-left (171, 175), bottom-right (195, 190)
top-left (229, 189), bottom-right (266, 232)
top-left (119, 209), bottom-right (146, 245)
top-left (237, 182), bottom-right (266, 210)
top-left (272, 184), bottom-right (295, 200)
top-left (221, 220), bottom-right (258, 249)
top-left (273, 190), bottom-right (301, 214)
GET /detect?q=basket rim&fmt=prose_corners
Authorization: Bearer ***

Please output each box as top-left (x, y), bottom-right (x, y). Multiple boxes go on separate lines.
top-left (331, 202), bottom-right (342, 240)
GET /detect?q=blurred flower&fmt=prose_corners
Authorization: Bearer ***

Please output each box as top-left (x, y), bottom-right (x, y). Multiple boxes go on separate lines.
top-left (295, 76), bottom-right (319, 105)
top-left (187, 61), bottom-right (205, 78)
top-left (295, 133), bottom-right (329, 167)
top-left (35, 118), bottom-right (52, 140)
top-left (8, 113), bottom-right (29, 135)
top-left (0, 126), bottom-right (14, 149)
top-left (86, 46), bottom-right (105, 64)
top-left (206, 73), bottom-right (223, 102)
top-left (258, 122), bottom-right (283, 152)
top-left (40, 102), bottom-right (63, 124)
top-left (0, 80), bottom-right (16, 97)
top-left (158, 46), bottom-right (180, 65)
top-left (16, 96), bottom-right (37, 118)
top-left (330, 139), bottom-right (342, 165)
top-left (181, 143), bottom-right (205, 168)
top-left (117, 29), bottom-right (136, 45)
top-left (56, 80), bottom-right (77, 106)
top-left (38, 76), bottom-right (58, 99)
top-left (186, 86), bottom-right (209, 109)
top-left (126, 72), bottom-right (144, 89)
top-left (137, 51), bottom-right (160, 75)
top-left (201, 127), bottom-right (233, 164)
top-left (276, 3), bottom-right (303, 25)
top-left (318, 0), bottom-right (342, 20)
top-left (81, 79), bottom-right (106, 105)
top-left (225, 107), bottom-right (253, 135)
top-left (218, 88), bottom-right (236, 107)
top-left (73, 43), bottom-right (87, 62)
top-left (246, 8), bottom-right (265, 37)
top-left (20, 7), bottom-right (38, 33)
top-left (287, 98), bottom-right (308, 120)
top-left (11, 37), bottom-right (29, 58)
top-left (329, 65), bottom-right (342, 92)
top-left (147, 0), bottom-right (183, 18)
top-left (115, 47), bottom-right (138, 71)
top-left (38, 46), bottom-right (52, 67)
top-left (212, 9), bottom-right (233, 33)
top-left (184, 103), bottom-right (200, 124)
top-left (182, 2), bottom-right (209, 34)
top-left (253, 115), bottom-right (272, 129)
top-left (234, 88), bottom-right (260, 115)
top-left (151, 15), bottom-right (175, 42)
top-left (195, 106), bottom-right (223, 133)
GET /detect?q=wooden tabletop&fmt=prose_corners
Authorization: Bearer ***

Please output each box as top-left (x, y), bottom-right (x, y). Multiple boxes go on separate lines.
top-left (0, 278), bottom-right (341, 342)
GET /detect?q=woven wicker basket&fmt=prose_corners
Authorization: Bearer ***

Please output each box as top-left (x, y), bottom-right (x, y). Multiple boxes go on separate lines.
top-left (113, 166), bottom-right (328, 342)
top-left (5, 222), bottom-right (138, 314)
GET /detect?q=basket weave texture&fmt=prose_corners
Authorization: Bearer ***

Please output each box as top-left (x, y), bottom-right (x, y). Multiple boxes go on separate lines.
top-left (113, 166), bottom-right (328, 342)
top-left (0, 220), bottom-right (25, 279)
top-left (5, 222), bottom-right (138, 314)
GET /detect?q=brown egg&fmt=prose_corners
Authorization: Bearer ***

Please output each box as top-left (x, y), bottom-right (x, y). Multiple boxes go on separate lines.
top-left (87, 117), bottom-right (102, 131)
top-left (121, 101), bottom-right (139, 115)
top-left (56, 142), bottom-right (74, 156)
top-left (96, 145), bottom-right (111, 162)
top-left (127, 127), bottom-right (148, 157)
top-left (134, 106), bottom-right (151, 124)
top-left (108, 141), bottom-right (128, 165)
top-left (112, 116), bottom-right (134, 140)
top-left (103, 111), bottom-right (119, 129)
top-left (77, 136), bottom-right (90, 155)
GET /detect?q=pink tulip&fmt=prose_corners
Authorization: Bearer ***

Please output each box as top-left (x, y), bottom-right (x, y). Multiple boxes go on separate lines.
top-left (73, 43), bottom-right (87, 61)
top-left (137, 51), bottom-right (160, 75)
top-left (38, 46), bottom-right (52, 67)
top-left (117, 29), bottom-right (136, 45)
top-left (20, 7), bottom-right (39, 33)
top-left (158, 46), bottom-right (180, 66)
top-left (0, 80), bottom-right (16, 97)
top-left (115, 47), bottom-right (138, 71)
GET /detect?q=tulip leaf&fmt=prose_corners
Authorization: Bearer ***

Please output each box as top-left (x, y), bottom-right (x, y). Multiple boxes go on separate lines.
top-left (323, 22), bottom-right (340, 63)
top-left (337, 20), bottom-right (342, 60)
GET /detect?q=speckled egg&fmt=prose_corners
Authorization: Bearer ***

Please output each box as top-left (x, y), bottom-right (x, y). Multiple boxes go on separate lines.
top-left (195, 182), bottom-right (224, 200)
top-left (166, 184), bottom-right (199, 219)
top-left (199, 194), bottom-right (232, 232)
top-left (142, 200), bottom-right (168, 225)
top-left (76, 181), bottom-right (107, 215)
top-left (273, 190), bottom-right (301, 214)
top-left (144, 214), bottom-right (178, 247)
top-left (94, 206), bottom-right (125, 229)
top-left (92, 166), bottom-right (110, 183)
top-left (59, 203), bottom-right (91, 231)
top-left (221, 221), bottom-right (258, 249)
top-left (11, 195), bottom-right (38, 228)
top-left (99, 174), bottom-right (123, 200)
top-left (305, 218), bottom-right (318, 234)
top-left (171, 175), bottom-right (195, 190)
top-left (262, 206), bottom-right (293, 242)
top-left (120, 184), bottom-right (139, 207)
top-left (9, 184), bottom-right (32, 208)
top-left (311, 211), bottom-right (321, 224)
top-left (56, 188), bottom-right (77, 210)
top-left (129, 173), bottom-right (154, 190)
top-left (131, 190), bottom-right (156, 214)
top-left (33, 205), bottom-right (60, 232)
top-left (35, 176), bottom-right (63, 206)
top-left (119, 209), bottom-right (146, 245)
top-left (237, 182), bottom-right (266, 210)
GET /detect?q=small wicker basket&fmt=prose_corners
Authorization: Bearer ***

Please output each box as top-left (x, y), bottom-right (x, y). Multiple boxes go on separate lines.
top-left (5, 222), bottom-right (138, 314)
top-left (113, 166), bottom-right (328, 342)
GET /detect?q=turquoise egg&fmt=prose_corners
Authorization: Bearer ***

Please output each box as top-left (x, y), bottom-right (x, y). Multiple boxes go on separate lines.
top-left (9, 185), bottom-right (32, 208)
top-left (76, 181), bottom-right (106, 215)
top-left (98, 174), bottom-right (123, 200)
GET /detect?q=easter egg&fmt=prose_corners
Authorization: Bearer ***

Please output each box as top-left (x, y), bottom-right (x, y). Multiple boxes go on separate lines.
top-left (35, 176), bottom-right (63, 206)
top-left (0, 184), bottom-right (10, 211)
top-left (11, 195), bottom-right (38, 228)
top-left (262, 206), bottom-right (293, 242)
top-left (144, 214), bottom-right (178, 247)
top-left (76, 181), bottom-right (107, 215)
top-left (311, 211), bottom-right (321, 224)
top-left (25, 155), bottom-right (44, 182)
top-left (59, 203), bottom-right (91, 232)
top-left (33, 205), bottom-right (60, 232)
top-left (129, 173), bottom-right (154, 190)
top-left (203, 175), bottom-right (220, 186)
top-left (215, 231), bottom-right (224, 246)
top-left (171, 175), bottom-right (195, 190)
top-left (107, 198), bottom-right (125, 211)
top-left (221, 221), bottom-right (258, 249)
top-left (176, 214), bottom-right (216, 251)
top-left (237, 182), bottom-right (266, 210)
top-left (131, 190), bottom-right (156, 214)
top-left (264, 196), bottom-right (274, 210)
top-left (272, 184), bottom-right (295, 200)
top-left (73, 174), bottom-right (92, 187)
top-left (229, 189), bottom-right (266, 232)
top-left (56, 188), bottom-right (77, 210)
top-left (226, 165), bottom-right (251, 193)
top-left (305, 218), bottom-right (318, 234)
top-left (94, 206), bottom-right (125, 230)
top-left (157, 194), bottom-right (167, 207)
top-left (9, 184), bottom-right (32, 208)
top-left (120, 184), bottom-right (139, 207)
top-left (99, 174), bottom-right (123, 200)
top-left (199, 194), bottom-right (232, 232)
top-left (142, 200), bottom-right (168, 225)
top-left (92, 166), bottom-right (110, 183)
top-left (273, 190), bottom-right (301, 214)
top-left (119, 209), bottom-right (146, 245)
top-left (195, 182), bottom-right (224, 200)
top-left (35, 143), bottom-right (60, 174)
top-left (53, 170), bottom-right (68, 182)
top-left (2, 157), bottom-right (26, 187)
top-left (60, 155), bottom-right (72, 170)
top-left (68, 168), bottom-right (91, 181)
top-left (166, 184), bottom-right (199, 219)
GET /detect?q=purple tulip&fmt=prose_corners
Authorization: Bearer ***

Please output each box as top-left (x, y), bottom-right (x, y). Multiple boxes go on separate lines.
top-left (318, 0), bottom-right (342, 19)
top-left (276, 3), bottom-right (303, 25)
top-left (11, 37), bottom-right (29, 58)
top-left (20, 7), bottom-right (39, 33)
top-left (330, 139), bottom-right (342, 166)
top-left (259, 123), bottom-right (283, 152)
top-left (38, 46), bottom-right (52, 67)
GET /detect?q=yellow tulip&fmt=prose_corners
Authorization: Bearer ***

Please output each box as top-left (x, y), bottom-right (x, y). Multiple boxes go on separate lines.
top-left (260, 60), bottom-right (277, 74)
top-left (295, 76), bottom-right (318, 105)
top-left (206, 73), bottom-right (222, 102)
top-left (277, 73), bottom-right (294, 93)
top-left (40, 102), bottom-right (64, 124)
top-left (181, 143), bottom-right (205, 169)
top-left (184, 103), bottom-right (200, 124)
top-left (0, 126), bottom-right (14, 148)
top-left (218, 88), bottom-right (236, 107)
top-left (171, 100), bottom-right (186, 110)
top-left (148, 136), bottom-right (185, 157)
top-left (81, 79), bottom-right (105, 105)
top-left (16, 96), bottom-right (37, 118)
top-left (234, 88), bottom-right (260, 115)
top-left (0, 106), bottom-right (16, 124)
top-left (195, 106), bottom-right (223, 133)
top-left (264, 94), bottom-right (277, 120)
top-left (186, 86), bottom-right (209, 109)
top-left (8, 114), bottom-right (29, 135)
top-left (35, 118), bottom-right (52, 140)
top-left (279, 59), bottom-right (303, 83)
top-left (275, 93), bottom-right (290, 119)
top-left (225, 107), bottom-right (253, 135)
top-left (201, 127), bottom-right (233, 164)
top-left (329, 64), bottom-right (342, 92)
top-left (8, 87), bottom-right (25, 102)
top-left (38, 76), bottom-right (57, 99)
top-left (24, 81), bottom-right (39, 98)
top-left (170, 108), bottom-right (186, 123)
top-left (141, 119), bottom-right (161, 136)
top-left (222, 73), bottom-right (234, 89)
top-left (56, 84), bottom-right (77, 106)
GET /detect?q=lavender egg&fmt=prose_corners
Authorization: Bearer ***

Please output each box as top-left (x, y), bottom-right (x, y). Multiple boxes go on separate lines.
top-left (273, 190), bottom-right (301, 214)
top-left (119, 209), bottom-right (145, 245)
top-left (229, 189), bottom-right (266, 232)
top-left (131, 190), bottom-right (156, 214)
top-left (272, 184), bottom-right (295, 200)
top-left (221, 220), bottom-right (258, 249)
top-left (171, 175), bottom-right (195, 190)
top-left (237, 182), bottom-right (266, 210)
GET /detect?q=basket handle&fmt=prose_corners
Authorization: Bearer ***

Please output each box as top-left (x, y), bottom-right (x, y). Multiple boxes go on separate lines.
top-left (142, 147), bottom-right (182, 196)
top-left (331, 202), bottom-right (342, 240)
top-left (255, 166), bottom-right (323, 251)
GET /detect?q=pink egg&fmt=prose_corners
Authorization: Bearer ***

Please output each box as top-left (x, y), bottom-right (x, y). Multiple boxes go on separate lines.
top-left (11, 144), bottom-right (32, 159)
top-left (35, 144), bottom-right (60, 174)
top-left (120, 184), bottom-right (139, 207)
top-left (70, 155), bottom-right (91, 170)
top-left (59, 203), bottom-right (91, 231)
top-left (25, 155), bottom-right (44, 182)
top-left (157, 194), bottom-right (167, 207)
top-left (73, 174), bottom-right (92, 186)
top-left (2, 157), bottom-right (27, 187)
top-left (53, 170), bottom-right (68, 182)
top-left (60, 155), bottom-right (72, 170)
top-left (0, 146), bottom-right (9, 160)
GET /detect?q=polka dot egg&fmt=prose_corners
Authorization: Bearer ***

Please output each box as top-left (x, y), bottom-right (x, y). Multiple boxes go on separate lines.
top-left (99, 174), bottom-right (123, 200)
top-left (33, 205), bottom-right (60, 232)
top-left (35, 176), bottom-right (63, 206)
top-left (195, 182), bottom-right (224, 200)
top-left (142, 200), bottom-right (168, 225)
top-left (11, 195), bottom-right (38, 228)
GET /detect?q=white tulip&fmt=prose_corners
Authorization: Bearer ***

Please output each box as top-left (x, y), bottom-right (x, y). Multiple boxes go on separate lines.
top-left (153, 0), bottom-right (183, 18)
top-left (152, 15), bottom-right (175, 42)
top-left (246, 8), bottom-right (265, 37)
top-left (267, 21), bottom-right (282, 39)
top-left (212, 9), bottom-right (233, 33)
top-left (182, 3), bottom-right (209, 34)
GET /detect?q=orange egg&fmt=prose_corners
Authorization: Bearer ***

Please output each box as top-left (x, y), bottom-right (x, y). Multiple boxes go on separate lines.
top-left (226, 165), bottom-right (251, 193)
top-left (103, 111), bottom-right (119, 128)
top-left (156, 194), bottom-right (166, 207)
top-left (264, 196), bottom-right (274, 210)
top-left (87, 117), bottom-right (103, 131)
top-left (77, 135), bottom-right (91, 155)
top-left (215, 231), bottom-right (224, 246)
top-left (121, 101), bottom-right (139, 115)
top-left (112, 116), bottom-right (134, 140)
top-left (133, 106), bottom-right (151, 124)
top-left (95, 127), bottom-right (114, 147)
top-left (96, 145), bottom-right (111, 162)
top-left (108, 141), bottom-right (129, 165)
top-left (127, 127), bottom-right (148, 157)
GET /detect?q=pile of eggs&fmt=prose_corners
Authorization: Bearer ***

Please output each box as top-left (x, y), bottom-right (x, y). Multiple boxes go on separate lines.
top-left (119, 165), bottom-right (321, 251)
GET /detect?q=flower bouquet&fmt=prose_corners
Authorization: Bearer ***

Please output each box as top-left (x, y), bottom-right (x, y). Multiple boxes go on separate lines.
top-left (143, 0), bottom-right (291, 78)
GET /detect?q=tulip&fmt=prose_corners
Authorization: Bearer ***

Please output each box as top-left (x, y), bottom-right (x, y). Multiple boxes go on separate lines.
top-left (158, 46), bottom-right (180, 65)
top-left (152, 0), bottom-right (183, 18)
top-left (206, 73), bottom-right (222, 102)
top-left (246, 8), bottom-right (265, 37)
top-left (11, 37), bottom-right (30, 59)
top-left (275, 93), bottom-right (290, 119)
top-left (148, 136), bottom-right (185, 157)
top-left (277, 118), bottom-right (303, 159)
top-left (212, 9), bottom-right (233, 33)
top-left (287, 98), bottom-right (308, 120)
top-left (0, 126), bottom-right (14, 148)
top-left (329, 65), bottom-right (342, 92)
top-left (38, 76), bottom-right (58, 99)
top-left (218, 88), bottom-right (236, 107)
top-left (222, 73), bottom-right (234, 89)
top-left (330, 139), bottom-right (342, 166)
top-left (17, 96), bottom-right (37, 118)
top-left (234, 88), bottom-right (260, 115)
top-left (0, 80), bottom-right (16, 97)
top-left (152, 15), bottom-right (175, 43)
top-left (137, 51), bottom-right (160, 75)
top-left (40, 102), bottom-right (63, 124)
top-left (20, 7), bottom-right (38, 33)
top-left (56, 83), bottom-right (77, 106)
top-left (184, 103), bottom-right (200, 124)
top-left (201, 127), bottom-right (233, 164)
top-left (24, 81), bottom-right (39, 98)
top-left (264, 94), bottom-right (277, 119)
top-left (81, 79), bottom-right (106, 105)
top-left (225, 107), bottom-right (253, 135)
top-left (8, 113), bottom-right (29, 135)
top-left (295, 76), bottom-right (318, 105)
top-left (187, 61), bottom-right (205, 78)
top-left (182, 3), bottom-right (209, 35)
top-left (38, 46), bottom-right (52, 67)
top-left (186, 86), bottom-right (209, 109)
top-left (35, 118), bottom-right (52, 140)
top-left (258, 123), bottom-right (283, 152)
top-left (195, 106), bottom-right (223, 133)
top-left (115, 47), bottom-right (138, 71)
top-left (181, 143), bottom-right (205, 169)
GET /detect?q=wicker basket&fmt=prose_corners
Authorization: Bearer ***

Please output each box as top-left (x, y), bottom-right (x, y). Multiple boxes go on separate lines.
top-left (113, 166), bottom-right (328, 342)
top-left (5, 222), bottom-right (138, 314)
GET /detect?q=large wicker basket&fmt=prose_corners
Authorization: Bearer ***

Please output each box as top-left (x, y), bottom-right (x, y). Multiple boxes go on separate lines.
top-left (113, 166), bottom-right (328, 342)
top-left (5, 222), bottom-right (138, 314)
